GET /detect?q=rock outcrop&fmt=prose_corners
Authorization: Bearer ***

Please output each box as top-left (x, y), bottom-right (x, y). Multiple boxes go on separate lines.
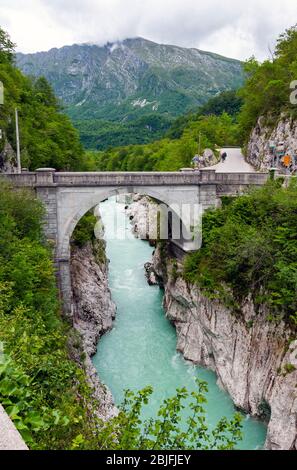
top-left (71, 240), bottom-right (116, 356)
top-left (144, 261), bottom-right (163, 287)
top-left (247, 114), bottom-right (297, 173)
top-left (126, 194), bottom-right (158, 241)
top-left (70, 239), bottom-right (117, 420)
top-left (0, 142), bottom-right (17, 173)
top-left (192, 148), bottom-right (219, 169)
top-left (149, 244), bottom-right (297, 450)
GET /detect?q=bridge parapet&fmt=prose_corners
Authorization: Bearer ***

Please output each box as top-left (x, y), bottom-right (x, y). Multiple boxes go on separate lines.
top-left (215, 172), bottom-right (268, 184)
top-left (1, 169), bottom-right (269, 188)
top-left (1, 172), bottom-right (36, 186)
top-left (53, 171), bottom-right (202, 186)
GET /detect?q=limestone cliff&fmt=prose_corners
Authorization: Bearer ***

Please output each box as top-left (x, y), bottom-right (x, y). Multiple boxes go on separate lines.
top-left (126, 194), bottom-right (158, 242)
top-left (149, 244), bottom-right (297, 451)
top-left (71, 240), bottom-right (116, 356)
top-left (247, 114), bottom-right (297, 173)
top-left (70, 239), bottom-right (117, 420)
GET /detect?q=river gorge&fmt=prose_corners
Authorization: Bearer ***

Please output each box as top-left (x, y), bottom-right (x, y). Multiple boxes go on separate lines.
top-left (89, 197), bottom-right (267, 450)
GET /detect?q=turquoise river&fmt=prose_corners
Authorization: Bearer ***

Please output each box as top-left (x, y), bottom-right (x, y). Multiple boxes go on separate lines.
top-left (93, 198), bottom-right (267, 449)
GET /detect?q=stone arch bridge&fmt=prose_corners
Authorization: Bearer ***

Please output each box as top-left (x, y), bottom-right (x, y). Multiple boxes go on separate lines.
top-left (2, 168), bottom-right (268, 315)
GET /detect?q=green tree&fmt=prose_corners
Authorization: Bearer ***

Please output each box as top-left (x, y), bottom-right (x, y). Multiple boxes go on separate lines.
top-left (0, 26), bottom-right (85, 171)
top-left (0, 27), bottom-right (15, 64)
top-left (238, 25), bottom-right (297, 141)
top-left (33, 76), bottom-right (60, 108)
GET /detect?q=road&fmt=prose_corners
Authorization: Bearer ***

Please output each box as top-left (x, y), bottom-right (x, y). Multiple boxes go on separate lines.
top-left (205, 147), bottom-right (255, 173)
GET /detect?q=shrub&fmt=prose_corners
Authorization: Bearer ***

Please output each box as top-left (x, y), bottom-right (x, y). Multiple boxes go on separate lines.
top-left (71, 211), bottom-right (97, 247)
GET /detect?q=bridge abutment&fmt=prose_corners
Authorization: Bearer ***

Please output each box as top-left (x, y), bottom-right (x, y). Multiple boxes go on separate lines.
top-left (36, 170), bottom-right (74, 318)
top-left (56, 259), bottom-right (73, 320)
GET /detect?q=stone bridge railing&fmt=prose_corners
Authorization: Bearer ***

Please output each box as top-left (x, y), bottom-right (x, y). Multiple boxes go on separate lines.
top-left (1, 168), bottom-right (269, 189)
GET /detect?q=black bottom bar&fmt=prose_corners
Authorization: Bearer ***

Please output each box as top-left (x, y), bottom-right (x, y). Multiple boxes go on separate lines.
top-left (0, 450), bottom-right (294, 468)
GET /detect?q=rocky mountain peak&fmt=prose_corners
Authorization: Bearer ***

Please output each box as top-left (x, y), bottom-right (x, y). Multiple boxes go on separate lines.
top-left (16, 37), bottom-right (244, 123)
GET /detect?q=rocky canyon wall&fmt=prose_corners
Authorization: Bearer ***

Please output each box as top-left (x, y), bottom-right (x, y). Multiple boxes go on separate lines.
top-left (70, 239), bottom-right (117, 420)
top-left (247, 114), bottom-right (297, 173)
top-left (148, 245), bottom-right (297, 450)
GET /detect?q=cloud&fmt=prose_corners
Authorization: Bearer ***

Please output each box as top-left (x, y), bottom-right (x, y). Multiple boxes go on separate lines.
top-left (0, 0), bottom-right (297, 60)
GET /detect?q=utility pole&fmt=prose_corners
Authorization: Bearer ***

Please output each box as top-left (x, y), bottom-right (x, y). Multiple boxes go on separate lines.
top-left (0, 81), bottom-right (3, 144)
top-left (0, 80), bottom-right (3, 105)
top-left (198, 132), bottom-right (201, 157)
top-left (15, 108), bottom-right (21, 173)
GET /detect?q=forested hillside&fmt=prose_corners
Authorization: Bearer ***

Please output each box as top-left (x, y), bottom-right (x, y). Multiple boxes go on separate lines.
top-left (0, 28), bottom-right (85, 171)
top-left (0, 26), bottom-right (244, 171)
top-left (75, 114), bottom-right (173, 151)
top-left (87, 96), bottom-right (241, 172)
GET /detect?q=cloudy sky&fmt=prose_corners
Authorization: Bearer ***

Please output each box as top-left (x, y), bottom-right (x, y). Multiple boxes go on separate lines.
top-left (1, 0), bottom-right (297, 60)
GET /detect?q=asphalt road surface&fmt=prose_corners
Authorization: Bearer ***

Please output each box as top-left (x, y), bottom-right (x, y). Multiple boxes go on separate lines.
top-left (206, 148), bottom-right (255, 173)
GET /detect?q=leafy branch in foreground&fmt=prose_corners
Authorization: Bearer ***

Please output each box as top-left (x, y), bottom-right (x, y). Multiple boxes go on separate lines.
top-left (90, 379), bottom-right (243, 451)
top-left (0, 346), bottom-right (70, 443)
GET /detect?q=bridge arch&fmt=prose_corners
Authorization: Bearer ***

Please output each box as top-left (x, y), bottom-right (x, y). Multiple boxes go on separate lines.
top-left (58, 186), bottom-right (197, 261)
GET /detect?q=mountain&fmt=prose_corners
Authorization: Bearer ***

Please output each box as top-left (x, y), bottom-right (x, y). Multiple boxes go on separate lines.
top-left (16, 37), bottom-right (244, 149)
